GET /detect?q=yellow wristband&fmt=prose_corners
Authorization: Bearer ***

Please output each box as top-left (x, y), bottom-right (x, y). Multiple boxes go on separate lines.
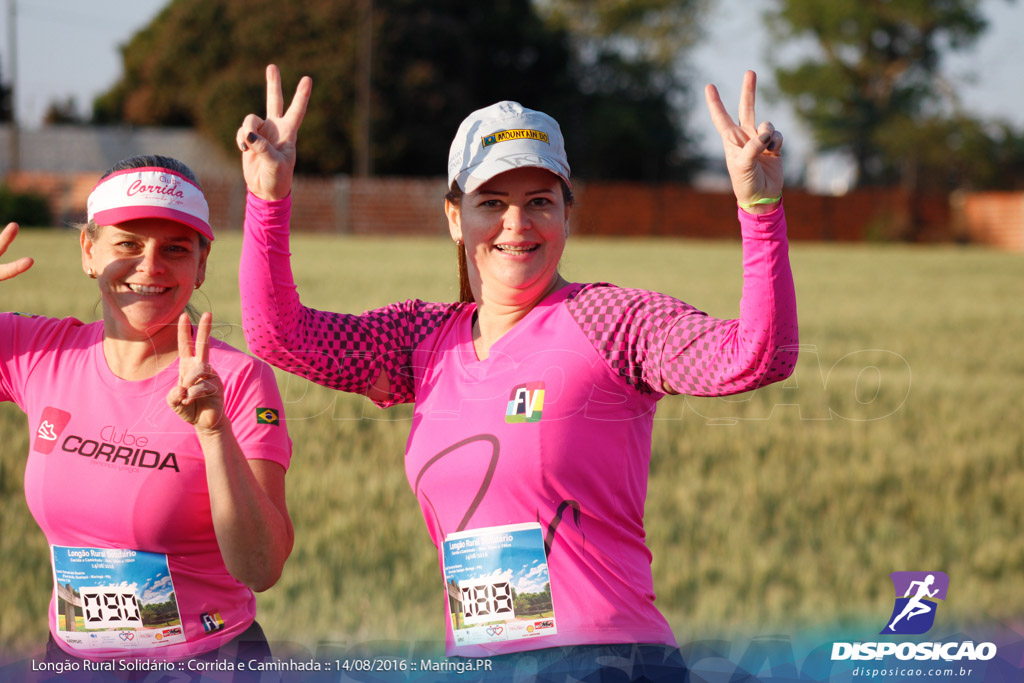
top-left (738, 194), bottom-right (782, 209)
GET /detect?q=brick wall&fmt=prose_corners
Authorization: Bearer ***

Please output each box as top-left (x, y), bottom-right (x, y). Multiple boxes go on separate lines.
top-left (6, 170), bottom-right (1022, 250)
top-left (952, 192), bottom-right (1024, 251)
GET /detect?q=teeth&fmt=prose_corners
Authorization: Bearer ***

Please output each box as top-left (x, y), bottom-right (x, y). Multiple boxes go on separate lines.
top-left (128, 284), bottom-right (168, 295)
top-left (496, 245), bottom-right (537, 254)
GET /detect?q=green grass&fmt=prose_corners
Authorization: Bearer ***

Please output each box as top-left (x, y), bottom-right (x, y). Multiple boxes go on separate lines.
top-left (1, 228), bottom-right (1021, 657)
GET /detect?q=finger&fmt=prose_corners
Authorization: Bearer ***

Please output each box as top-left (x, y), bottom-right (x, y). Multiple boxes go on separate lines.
top-left (704, 84), bottom-right (732, 133)
top-left (195, 311), bottom-right (212, 366)
top-left (0, 222), bottom-right (19, 254)
top-left (738, 70), bottom-right (757, 133)
top-left (0, 223), bottom-right (34, 281)
top-left (177, 313), bottom-right (194, 364)
top-left (767, 130), bottom-right (784, 154)
top-left (0, 256), bottom-right (33, 281)
top-left (755, 121), bottom-right (777, 153)
top-left (236, 115), bottom-right (265, 152)
top-left (282, 75), bottom-right (313, 137)
top-left (166, 385), bottom-right (187, 410)
top-left (266, 64), bottom-right (284, 119)
top-left (179, 360), bottom-right (213, 382)
top-left (185, 379), bottom-right (218, 402)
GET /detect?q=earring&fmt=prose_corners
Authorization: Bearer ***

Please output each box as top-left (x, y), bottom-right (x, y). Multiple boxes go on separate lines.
top-left (87, 268), bottom-right (96, 279)
top-left (455, 239), bottom-right (463, 246)
top-left (195, 279), bottom-right (203, 288)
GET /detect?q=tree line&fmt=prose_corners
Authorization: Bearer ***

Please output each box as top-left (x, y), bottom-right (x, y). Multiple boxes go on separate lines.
top-left (28, 0), bottom-right (1024, 191)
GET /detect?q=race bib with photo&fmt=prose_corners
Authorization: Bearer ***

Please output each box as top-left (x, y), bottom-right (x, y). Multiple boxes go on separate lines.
top-left (442, 522), bottom-right (557, 646)
top-left (51, 546), bottom-right (185, 650)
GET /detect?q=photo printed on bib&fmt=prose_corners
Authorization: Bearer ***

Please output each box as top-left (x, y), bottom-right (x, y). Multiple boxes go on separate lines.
top-left (442, 522), bottom-right (557, 646)
top-left (51, 546), bottom-right (185, 651)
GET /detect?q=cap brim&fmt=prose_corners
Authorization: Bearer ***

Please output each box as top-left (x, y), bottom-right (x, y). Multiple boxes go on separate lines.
top-left (460, 154), bottom-right (571, 193)
top-left (92, 206), bottom-right (214, 242)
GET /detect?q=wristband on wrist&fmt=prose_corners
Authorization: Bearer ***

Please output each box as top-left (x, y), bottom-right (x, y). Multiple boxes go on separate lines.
top-left (738, 194), bottom-right (782, 209)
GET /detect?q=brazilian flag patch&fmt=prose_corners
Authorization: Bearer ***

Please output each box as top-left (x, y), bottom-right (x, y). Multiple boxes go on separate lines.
top-left (256, 407), bottom-right (280, 425)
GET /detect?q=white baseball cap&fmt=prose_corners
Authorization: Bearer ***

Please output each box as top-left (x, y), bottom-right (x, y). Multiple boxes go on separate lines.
top-left (87, 166), bottom-right (213, 241)
top-left (447, 101), bottom-right (571, 193)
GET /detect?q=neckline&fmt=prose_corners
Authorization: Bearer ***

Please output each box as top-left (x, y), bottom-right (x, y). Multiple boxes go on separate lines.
top-left (90, 325), bottom-right (181, 395)
top-left (458, 283), bottom-right (580, 367)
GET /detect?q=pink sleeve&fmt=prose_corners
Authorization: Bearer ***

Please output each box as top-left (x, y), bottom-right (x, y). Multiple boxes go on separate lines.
top-left (214, 343), bottom-right (293, 469)
top-left (0, 313), bottom-right (80, 407)
top-left (566, 203), bottom-right (798, 397)
top-left (239, 193), bottom-right (459, 407)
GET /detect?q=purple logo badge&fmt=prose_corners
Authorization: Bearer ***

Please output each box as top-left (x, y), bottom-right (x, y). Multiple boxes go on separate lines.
top-left (881, 571), bottom-right (949, 635)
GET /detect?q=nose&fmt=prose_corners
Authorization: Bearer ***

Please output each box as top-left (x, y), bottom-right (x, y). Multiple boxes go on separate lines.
top-left (137, 244), bottom-right (166, 275)
top-left (502, 204), bottom-right (530, 232)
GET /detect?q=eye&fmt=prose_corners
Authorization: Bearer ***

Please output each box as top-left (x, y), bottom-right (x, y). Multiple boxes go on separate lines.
top-left (478, 198), bottom-right (505, 209)
top-left (529, 196), bottom-right (554, 207)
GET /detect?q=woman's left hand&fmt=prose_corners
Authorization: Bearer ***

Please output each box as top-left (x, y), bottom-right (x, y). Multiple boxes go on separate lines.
top-left (167, 312), bottom-right (224, 433)
top-left (705, 70), bottom-right (784, 211)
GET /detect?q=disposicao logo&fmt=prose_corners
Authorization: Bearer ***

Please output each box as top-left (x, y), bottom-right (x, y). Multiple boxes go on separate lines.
top-left (506, 382), bottom-right (545, 423)
top-left (831, 571), bottom-right (997, 663)
top-left (34, 407), bottom-right (72, 454)
top-left (881, 571), bottom-right (948, 635)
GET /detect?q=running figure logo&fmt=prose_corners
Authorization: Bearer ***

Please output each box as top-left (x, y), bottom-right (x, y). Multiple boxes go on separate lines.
top-left (34, 406), bottom-right (72, 454)
top-left (881, 571), bottom-right (949, 635)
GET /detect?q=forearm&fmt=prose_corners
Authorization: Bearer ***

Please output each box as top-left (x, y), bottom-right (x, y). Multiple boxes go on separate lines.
top-left (732, 201), bottom-right (799, 385)
top-left (658, 204), bottom-right (797, 396)
top-left (240, 192), bottom-right (305, 364)
top-left (240, 193), bottom-right (384, 394)
top-left (196, 425), bottom-right (293, 592)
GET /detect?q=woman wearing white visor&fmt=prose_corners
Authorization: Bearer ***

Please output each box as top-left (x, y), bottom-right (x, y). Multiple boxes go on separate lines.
top-left (0, 155), bottom-right (293, 677)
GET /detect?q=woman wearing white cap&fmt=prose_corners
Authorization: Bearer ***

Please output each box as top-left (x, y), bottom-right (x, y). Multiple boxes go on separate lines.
top-left (238, 66), bottom-right (795, 679)
top-left (0, 155), bottom-right (293, 673)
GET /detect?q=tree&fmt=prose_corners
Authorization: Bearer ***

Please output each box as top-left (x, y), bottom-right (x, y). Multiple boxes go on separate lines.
top-left (44, 97), bottom-right (85, 125)
top-left (93, 0), bottom-right (696, 180)
top-left (535, 0), bottom-right (711, 178)
top-left (535, 0), bottom-right (709, 70)
top-left (0, 57), bottom-right (12, 123)
top-left (766, 0), bottom-right (1014, 188)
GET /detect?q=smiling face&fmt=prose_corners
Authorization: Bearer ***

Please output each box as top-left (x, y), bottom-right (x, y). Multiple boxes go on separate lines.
top-left (81, 218), bottom-right (209, 343)
top-left (447, 166), bottom-right (571, 308)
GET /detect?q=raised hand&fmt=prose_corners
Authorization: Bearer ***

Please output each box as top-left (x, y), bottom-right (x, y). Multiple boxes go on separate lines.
top-left (236, 64), bottom-right (312, 201)
top-left (705, 71), bottom-right (784, 210)
top-left (167, 312), bottom-right (224, 433)
top-left (0, 222), bottom-right (35, 281)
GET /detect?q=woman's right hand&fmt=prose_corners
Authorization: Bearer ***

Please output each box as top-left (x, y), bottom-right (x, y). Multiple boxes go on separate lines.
top-left (0, 222), bottom-right (34, 281)
top-left (236, 64), bottom-right (312, 201)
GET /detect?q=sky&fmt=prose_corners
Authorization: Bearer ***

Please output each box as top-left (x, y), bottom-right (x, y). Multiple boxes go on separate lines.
top-left (3, 0), bottom-right (1023, 170)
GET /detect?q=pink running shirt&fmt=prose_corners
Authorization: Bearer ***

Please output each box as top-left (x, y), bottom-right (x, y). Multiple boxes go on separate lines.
top-left (0, 313), bottom-right (291, 661)
top-left (241, 194), bottom-right (797, 655)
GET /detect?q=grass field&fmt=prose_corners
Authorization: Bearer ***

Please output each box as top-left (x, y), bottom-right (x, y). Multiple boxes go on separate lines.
top-left (1, 227), bottom-right (1021, 657)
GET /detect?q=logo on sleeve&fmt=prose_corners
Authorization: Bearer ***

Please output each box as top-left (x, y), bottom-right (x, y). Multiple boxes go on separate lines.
top-left (505, 382), bottom-right (545, 423)
top-left (256, 407), bottom-right (280, 425)
top-left (881, 571), bottom-right (948, 635)
top-left (34, 407), bottom-right (72, 454)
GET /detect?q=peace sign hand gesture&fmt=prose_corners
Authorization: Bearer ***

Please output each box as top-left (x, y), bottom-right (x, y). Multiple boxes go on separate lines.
top-left (167, 312), bottom-right (225, 433)
top-left (705, 71), bottom-right (784, 211)
top-left (0, 222), bottom-right (35, 281)
top-left (236, 64), bottom-right (312, 201)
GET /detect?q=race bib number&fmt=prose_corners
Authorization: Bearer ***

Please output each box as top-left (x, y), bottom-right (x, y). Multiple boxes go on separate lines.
top-left (442, 522), bottom-right (557, 646)
top-left (51, 546), bottom-right (185, 651)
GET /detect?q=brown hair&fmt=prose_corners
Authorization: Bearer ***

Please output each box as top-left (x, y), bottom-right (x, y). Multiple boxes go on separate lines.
top-left (446, 181), bottom-right (574, 304)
